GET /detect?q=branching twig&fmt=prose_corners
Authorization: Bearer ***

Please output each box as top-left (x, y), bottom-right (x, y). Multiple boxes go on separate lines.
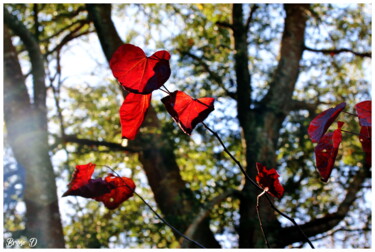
top-left (101, 165), bottom-right (206, 248)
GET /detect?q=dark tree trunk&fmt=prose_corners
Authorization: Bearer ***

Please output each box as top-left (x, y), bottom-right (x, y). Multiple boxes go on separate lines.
top-left (86, 4), bottom-right (220, 248)
top-left (233, 4), bottom-right (310, 247)
top-left (4, 24), bottom-right (65, 248)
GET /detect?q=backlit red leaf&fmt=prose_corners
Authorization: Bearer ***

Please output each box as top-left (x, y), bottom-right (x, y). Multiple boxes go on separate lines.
top-left (94, 174), bottom-right (136, 210)
top-left (161, 91), bottom-right (214, 135)
top-left (355, 100), bottom-right (371, 127)
top-left (308, 102), bottom-right (346, 143)
top-left (63, 163), bottom-right (96, 195)
top-left (255, 163), bottom-right (284, 199)
top-left (110, 44), bottom-right (171, 94)
top-left (119, 93), bottom-right (152, 140)
top-left (314, 122), bottom-right (344, 182)
top-left (359, 126), bottom-right (371, 166)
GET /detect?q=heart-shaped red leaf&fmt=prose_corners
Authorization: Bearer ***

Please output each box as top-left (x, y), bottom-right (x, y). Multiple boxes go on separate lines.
top-left (119, 93), bottom-right (152, 140)
top-left (94, 174), bottom-right (136, 210)
top-left (308, 102), bottom-right (346, 143)
top-left (255, 163), bottom-right (284, 199)
top-left (355, 100), bottom-right (371, 127)
top-left (359, 126), bottom-right (371, 166)
top-left (314, 122), bottom-right (344, 182)
top-left (63, 163), bottom-right (96, 196)
top-left (161, 91), bottom-right (214, 135)
top-left (110, 44), bottom-right (171, 94)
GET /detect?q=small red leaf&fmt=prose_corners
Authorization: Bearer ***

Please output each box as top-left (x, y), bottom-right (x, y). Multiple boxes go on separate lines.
top-left (359, 126), bottom-right (371, 166)
top-left (119, 93), bottom-right (152, 140)
top-left (314, 122), bottom-right (344, 182)
top-left (355, 100), bottom-right (371, 127)
top-left (94, 174), bottom-right (136, 210)
top-left (161, 91), bottom-right (214, 135)
top-left (255, 163), bottom-right (284, 199)
top-left (110, 44), bottom-right (171, 94)
top-left (308, 102), bottom-right (346, 143)
top-left (63, 163), bottom-right (96, 196)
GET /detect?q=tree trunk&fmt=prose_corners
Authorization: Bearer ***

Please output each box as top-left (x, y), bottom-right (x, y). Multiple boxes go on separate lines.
top-left (233, 4), bottom-right (310, 247)
top-left (4, 24), bottom-right (65, 248)
top-left (86, 4), bottom-right (220, 248)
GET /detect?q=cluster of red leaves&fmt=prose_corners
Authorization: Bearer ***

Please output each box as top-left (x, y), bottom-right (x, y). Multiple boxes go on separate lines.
top-left (255, 163), bottom-right (284, 199)
top-left (63, 163), bottom-right (135, 210)
top-left (308, 101), bottom-right (372, 182)
top-left (110, 44), bottom-right (215, 140)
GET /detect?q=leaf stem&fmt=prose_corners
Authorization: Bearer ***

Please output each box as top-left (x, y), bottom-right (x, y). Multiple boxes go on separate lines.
top-left (341, 129), bottom-right (370, 139)
top-left (257, 189), bottom-right (270, 248)
top-left (161, 84), bottom-right (172, 94)
top-left (100, 165), bottom-right (206, 248)
top-left (201, 123), bottom-right (315, 249)
top-left (343, 111), bottom-right (357, 117)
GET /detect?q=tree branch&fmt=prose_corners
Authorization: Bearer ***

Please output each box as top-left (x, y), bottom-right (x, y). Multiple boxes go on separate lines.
top-left (47, 22), bottom-right (92, 55)
top-left (4, 7), bottom-right (46, 112)
top-left (287, 99), bottom-right (318, 115)
top-left (181, 189), bottom-right (237, 248)
top-left (304, 45), bottom-right (371, 58)
top-left (245, 4), bottom-right (259, 31)
top-left (178, 49), bottom-right (236, 99)
top-left (216, 21), bottom-right (234, 30)
top-left (277, 163), bottom-right (370, 247)
top-left (55, 135), bottom-right (141, 153)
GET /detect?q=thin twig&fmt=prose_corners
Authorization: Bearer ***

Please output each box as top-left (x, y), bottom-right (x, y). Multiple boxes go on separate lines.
top-left (341, 129), bottom-right (370, 139)
top-left (202, 122), bottom-right (315, 248)
top-left (99, 165), bottom-right (205, 248)
top-left (257, 189), bottom-right (270, 248)
top-left (343, 111), bottom-right (357, 117)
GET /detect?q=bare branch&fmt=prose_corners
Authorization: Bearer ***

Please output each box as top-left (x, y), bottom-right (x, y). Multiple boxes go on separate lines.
top-left (55, 135), bottom-right (141, 153)
top-left (41, 19), bottom-right (90, 43)
top-left (304, 45), bottom-right (371, 58)
top-left (47, 22), bottom-right (92, 55)
top-left (178, 49), bottom-right (236, 99)
top-left (216, 21), bottom-right (234, 30)
top-left (245, 4), bottom-right (259, 31)
top-left (181, 189), bottom-right (237, 248)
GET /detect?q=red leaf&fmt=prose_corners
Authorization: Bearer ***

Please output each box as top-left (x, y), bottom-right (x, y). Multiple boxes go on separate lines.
top-left (63, 163), bottom-right (96, 196)
top-left (161, 91), bottom-right (214, 135)
top-left (308, 102), bottom-right (346, 143)
top-left (119, 93), bottom-right (152, 140)
top-left (359, 126), bottom-right (371, 166)
top-left (255, 163), bottom-right (284, 199)
top-left (355, 100), bottom-right (371, 127)
top-left (110, 44), bottom-right (171, 94)
top-left (62, 178), bottom-right (112, 198)
top-left (94, 174), bottom-right (136, 210)
top-left (314, 122), bottom-right (344, 182)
